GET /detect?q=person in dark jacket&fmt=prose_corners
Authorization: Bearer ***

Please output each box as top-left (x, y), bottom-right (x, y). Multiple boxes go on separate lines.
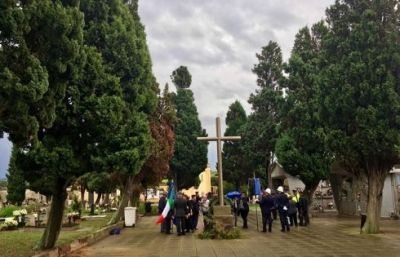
top-left (288, 196), bottom-right (298, 227)
top-left (239, 193), bottom-right (250, 228)
top-left (275, 186), bottom-right (290, 232)
top-left (298, 190), bottom-right (309, 226)
top-left (174, 192), bottom-right (188, 236)
top-left (257, 188), bottom-right (275, 232)
top-left (184, 194), bottom-right (193, 233)
top-left (190, 195), bottom-right (199, 231)
top-left (158, 192), bottom-right (167, 233)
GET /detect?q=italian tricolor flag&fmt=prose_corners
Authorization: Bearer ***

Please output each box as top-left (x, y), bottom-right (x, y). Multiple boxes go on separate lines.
top-left (156, 182), bottom-right (176, 224)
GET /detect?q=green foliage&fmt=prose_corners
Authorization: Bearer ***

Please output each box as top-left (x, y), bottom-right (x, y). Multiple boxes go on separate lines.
top-left (276, 23), bottom-right (332, 192)
top-left (241, 41), bottom-right (284, 186)
top-left (222, 101), bottom-right (250, 189)
top-left (170, 69), bottom-right (208, 189)
top-left (198, 214), bottom-right (241, 240)
top-left (223, 181), bottom-right (236, 195)
top-left (71, 195), bottom-right (82, 214)
top-left (6, 147), bottom-right (26, 205)
top-left (0, 0), bottom-right (85, 146)
top-left (171, 66), bottom-right (192, 89)
top-left (211, 176), bottom-right (219, 187)
top-left (0, 206), bottom-right (19, 217)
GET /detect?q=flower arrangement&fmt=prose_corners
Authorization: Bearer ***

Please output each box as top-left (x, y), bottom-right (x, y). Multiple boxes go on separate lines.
top-left (67, 212), bottom-right (80, 218)
top-left (12, 209), bottom-right (28, 216)
top-left (1, 220), bottom-right (18, 230)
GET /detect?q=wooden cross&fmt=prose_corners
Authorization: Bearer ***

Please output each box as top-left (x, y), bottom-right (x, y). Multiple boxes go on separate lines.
top-left (197, 117), bottom-right (241, 206)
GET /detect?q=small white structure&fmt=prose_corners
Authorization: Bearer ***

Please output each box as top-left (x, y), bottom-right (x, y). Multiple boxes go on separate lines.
top-left (270, 162), bottom-right (305, 194)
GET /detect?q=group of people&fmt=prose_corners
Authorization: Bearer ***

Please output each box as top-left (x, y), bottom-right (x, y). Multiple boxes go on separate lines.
top-left (257, 186), bottom-right (309, 233)
top-left (158, 191), bottom-right (212, 236)
top-left (158, 186), bottom-right (310, 235)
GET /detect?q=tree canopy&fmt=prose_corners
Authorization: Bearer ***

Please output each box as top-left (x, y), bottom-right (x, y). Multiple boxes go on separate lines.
top-left (169, 67), bottom-right (208, 189)
top-left (170, 66), bottom-right (192, 89)
top-left (276, 23), bottom-right (332, 195)
top-left (241, 41), bottom-right (284, 187)
top-left (222, 100), bottom-right (249, 189)
top-left (318, 0), bottom-right (400, 234)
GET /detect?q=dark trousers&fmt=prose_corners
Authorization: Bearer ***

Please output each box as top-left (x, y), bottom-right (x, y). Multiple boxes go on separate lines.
top-left (185, 216), bottom-right (192, 232)
top-left (279, 211), bottom-right (290, 231)
top-left (191, 213), bottom-right (199, 230)
top-left (299, 211), bottom-right (309, 226)
top-left (176, 216), bottom-right (186, 235)
top-left (272, 208), bottom-right (277, 220)
top-left (239, 210), bottom-right (249, 228)
top-left (289, 213), bottom-right (298, 226)
top-left (261, 211), bottom-right (273, 232)
top-left (164, 217), bottom-right (172, 234)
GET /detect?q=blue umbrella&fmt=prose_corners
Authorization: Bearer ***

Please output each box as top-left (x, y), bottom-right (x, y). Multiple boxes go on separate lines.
top-left (225, 191), bottom-right (241, 199)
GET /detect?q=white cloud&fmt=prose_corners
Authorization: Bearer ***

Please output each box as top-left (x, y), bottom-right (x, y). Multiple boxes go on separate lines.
top-left (139, 0), bottom-right (335, 170)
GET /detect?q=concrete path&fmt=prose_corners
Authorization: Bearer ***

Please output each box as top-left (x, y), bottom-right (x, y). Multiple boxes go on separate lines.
top-left (66, 211), bottom-right (400, 257)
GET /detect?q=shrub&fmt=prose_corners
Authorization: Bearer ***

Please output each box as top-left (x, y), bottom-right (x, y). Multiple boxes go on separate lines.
top-left (0, 206), bottom-right (19, 217)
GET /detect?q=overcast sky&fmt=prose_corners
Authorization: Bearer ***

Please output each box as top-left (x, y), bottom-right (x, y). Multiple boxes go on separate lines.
top-left (0, 0), bottom-right (335, 178)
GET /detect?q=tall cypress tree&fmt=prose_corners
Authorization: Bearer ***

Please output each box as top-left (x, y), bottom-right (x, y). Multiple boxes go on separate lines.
top-left (242, 41), bottom-right (284, 187)
top-left (6, 147), bottom-right (25, 205)
top-left (276, 23), bottom-right (332, 201)
top-left (169, 66), bottom-right (208, 190)
top-left (0, 0), bottom-right (85, 146)
top-left (222, 101), bottom-right (248, 189)
top-left (81, 0), bottom-right (157, 225)
top-left (320, 0), bottom-right (400, 233)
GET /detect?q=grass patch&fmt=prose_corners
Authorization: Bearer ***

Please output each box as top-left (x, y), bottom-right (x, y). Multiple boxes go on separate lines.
top-left (0, 213), bottom-right (114, 257)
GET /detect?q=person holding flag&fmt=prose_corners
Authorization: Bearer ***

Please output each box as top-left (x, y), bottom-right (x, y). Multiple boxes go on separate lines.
top-left (156, 181), bottom-right (176, 234)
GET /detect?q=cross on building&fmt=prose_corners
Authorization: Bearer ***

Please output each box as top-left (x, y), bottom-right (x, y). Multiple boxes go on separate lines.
top-left (197, 117), bottom-right (241, 206)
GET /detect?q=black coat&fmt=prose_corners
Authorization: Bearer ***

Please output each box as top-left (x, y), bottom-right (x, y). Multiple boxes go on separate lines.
top-left (298, 195), bottom-right (309, 213)
top-left (258, 195), bottom-right (275, 214)
top-left (191, 199), bottom-right (199, 214)
top-left (275, 193), bottom-right (289, 212)
top-left (174, 197), bottom-right (188, 217)
top-left (158, 197), bottom-right (166, 214)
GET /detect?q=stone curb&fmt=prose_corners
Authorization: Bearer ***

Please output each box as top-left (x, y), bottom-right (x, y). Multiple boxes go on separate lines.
top-left (32, 221), bottom-right (125, 257)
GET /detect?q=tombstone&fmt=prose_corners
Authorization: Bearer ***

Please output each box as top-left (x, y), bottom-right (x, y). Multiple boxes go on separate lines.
top-left (29, 215), bottom-right (36, 227)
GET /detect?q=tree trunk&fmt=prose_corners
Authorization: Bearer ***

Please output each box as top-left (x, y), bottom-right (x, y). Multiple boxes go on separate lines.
top-left (80, 187), bottom-right (86, 209)
top-left (95, 193), bottom-right (102, 205)
top-left (107, 176), bottom-right (134, 225)
top-left (37, 178), bottom-right (68, 250)
top-left (131, 182), bottom-right (141, 207)
top-left (362, 171), bottom-right (386, 234)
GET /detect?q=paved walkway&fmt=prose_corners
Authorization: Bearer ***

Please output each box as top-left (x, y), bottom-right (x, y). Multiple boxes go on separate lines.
top-left (67, 211), bottom-right (400, 257)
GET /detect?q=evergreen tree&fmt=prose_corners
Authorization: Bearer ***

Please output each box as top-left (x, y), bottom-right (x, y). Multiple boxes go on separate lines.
top-left (6, 147), bottom-right (26, 205)
top-left (169, 66), bottom-right (208, 190)
top-left (320, 0), bottom-right (400, 234)
top-left (131, 82), bottom-right (176, 206)
top-left (81, 0), bottom-right (157, 225)
top-left (242, 41), bottom-right (284, 187)
top-left (171, 66), bottom-right (192, 89)
top-left (276, 23), bottom-right (332, 200)
top-left (222, 101), bottom-right (249, 189)
top-left (0, 0), bottom-right (85, 146)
